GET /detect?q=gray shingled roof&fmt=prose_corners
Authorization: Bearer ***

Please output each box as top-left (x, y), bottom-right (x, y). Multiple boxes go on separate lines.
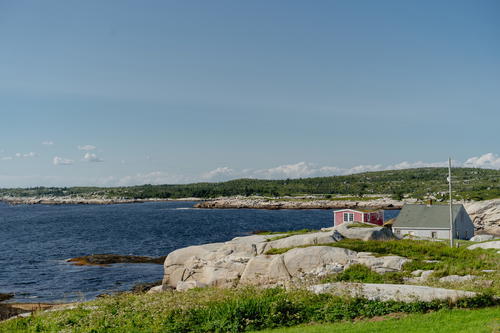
top-left (393, 204), bottom-right (463, 229)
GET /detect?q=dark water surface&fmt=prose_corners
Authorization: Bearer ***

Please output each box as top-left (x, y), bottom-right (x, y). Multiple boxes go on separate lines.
top-left (0, 201), bottom-right (399, 303)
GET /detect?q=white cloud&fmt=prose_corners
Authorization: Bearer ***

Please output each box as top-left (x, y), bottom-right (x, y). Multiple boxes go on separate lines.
top-left (463, 153), bottom-right (500, 169)
top-left (53, 156), bottom-right (74, 165)
top-left (196, 153), bottom-right (500, 182)
top-left (83, 152), bottom-right (103, 162)
top-left (78, 145), bottom-right (96, 151)
top-left (1, 156), bottom-right (13, 161)
top-left (42, 141), bottom-right (54, 146)
top-left (200, 167), bottom-right (235, 181)
top-left (14, 152), bottom-right (37, 158)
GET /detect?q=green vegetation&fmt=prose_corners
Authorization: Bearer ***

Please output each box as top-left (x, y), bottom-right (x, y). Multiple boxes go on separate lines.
top-left (1, 167), bottom-right (499, 200)
top-left (263, 229), bottom-right (319, 242)
top-left (321, 264), bottom-right (402, 284)
top-left (264, 238), bottom-right (500, 294)
top-left (345, 223), bottom-right (377, 228)
top-left (254, 306), bottom-right (500, 333)
top-left (1, 287), bottom-right (498, 333)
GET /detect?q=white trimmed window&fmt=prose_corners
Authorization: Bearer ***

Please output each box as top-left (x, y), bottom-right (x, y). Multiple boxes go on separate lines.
top-left (343, 213), bottom-right (354, 222)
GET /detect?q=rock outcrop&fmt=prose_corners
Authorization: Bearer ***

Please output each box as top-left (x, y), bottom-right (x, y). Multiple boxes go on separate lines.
top-left (438, 275), bottom-right (478, 283)
top-left (161, 225), bottom-right (406, 291)
top-left (464, 199), bottom-right (500, 236)
top-left (469, 234), bottom-right (495, 242)
top-left (467, 240), bottom-right (500, 250)
top-left (308, 283), bottom-right (477, 302)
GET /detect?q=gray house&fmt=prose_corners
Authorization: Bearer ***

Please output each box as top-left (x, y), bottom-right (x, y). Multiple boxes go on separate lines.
top-left (392, 204), bottom-right (474, 240)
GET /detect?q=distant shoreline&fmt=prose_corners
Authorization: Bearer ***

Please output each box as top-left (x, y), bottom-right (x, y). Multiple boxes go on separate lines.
top-left (0, 195), bottom-right (406, 209)
top-left (194, 197), bottom-right (405, 210)
top-left (0, 197), bottom-right (201, 206)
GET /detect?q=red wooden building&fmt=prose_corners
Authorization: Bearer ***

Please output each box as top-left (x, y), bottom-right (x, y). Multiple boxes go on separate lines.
top-left (333, 209), bottom-right (384, 226)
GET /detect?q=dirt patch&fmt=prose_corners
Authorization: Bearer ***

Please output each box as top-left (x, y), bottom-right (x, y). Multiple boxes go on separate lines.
top-left (364, 312), bottom-right (408, 322)
top-left (0, 303), bottom-right (58, 321)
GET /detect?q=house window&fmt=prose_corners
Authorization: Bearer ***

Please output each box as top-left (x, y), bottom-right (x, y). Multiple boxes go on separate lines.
top-left (395, 229), bottom-right (401, 236)
top-left (431, 232), bottom-right (437, 239)
top-left (343, 213), bottom-right (354, 222)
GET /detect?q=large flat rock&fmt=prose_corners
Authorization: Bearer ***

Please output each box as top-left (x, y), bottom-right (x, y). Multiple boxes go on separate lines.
top-left (308, 282), bottom-right (477, 302)
top-left (161, 227), bottom-right (404, 291)
top-left (467, 240), bottom-right (500, 250)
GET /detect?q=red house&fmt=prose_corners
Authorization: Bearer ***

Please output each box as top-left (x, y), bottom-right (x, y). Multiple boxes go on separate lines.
top-left (333, 209), bottom-right (384, 226)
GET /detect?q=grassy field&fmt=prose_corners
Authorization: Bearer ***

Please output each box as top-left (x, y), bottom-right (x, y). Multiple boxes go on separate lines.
top-left (254, 306), bottom-right (500, 333)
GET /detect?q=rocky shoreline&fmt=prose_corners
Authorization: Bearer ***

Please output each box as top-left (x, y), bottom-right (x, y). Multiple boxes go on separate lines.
top-left (194, 196), bottom-right (406, 210)
top-left (195, 197), bottom-right (500, 235)
top-left (0, 196), bottom-right (201, 205)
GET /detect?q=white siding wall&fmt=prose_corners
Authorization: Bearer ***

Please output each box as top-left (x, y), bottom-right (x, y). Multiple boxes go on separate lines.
top-left (393, 208), bottom-right (475, 240)
top-left (393, 228), bottom-right (450, 239)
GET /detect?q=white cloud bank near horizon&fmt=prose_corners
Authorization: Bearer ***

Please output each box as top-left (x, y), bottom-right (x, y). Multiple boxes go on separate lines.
top-left (1, 152), bottom-right (499, 187)
top-left (114, 152), bottom-right (500, 186)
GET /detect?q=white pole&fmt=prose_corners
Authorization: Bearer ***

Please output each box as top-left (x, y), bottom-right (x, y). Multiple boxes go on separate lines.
top-left (449, 157), bottom-right (453, 247)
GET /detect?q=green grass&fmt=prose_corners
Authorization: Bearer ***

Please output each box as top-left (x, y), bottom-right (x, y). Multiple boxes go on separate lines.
top-left (253, 306), bottom-right (500, 333)
top-left (1, 288), bottom-right (498, 333)
top-left (321, 264), bottom-right (403, 284)
top-left (266, 229), bottom-right (320, 241)
top-left (345, 223), bottom-right (377, 229)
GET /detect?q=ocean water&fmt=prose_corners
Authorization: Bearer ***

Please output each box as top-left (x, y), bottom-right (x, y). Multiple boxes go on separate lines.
top-left (0, 201), bottom-right (399, 303)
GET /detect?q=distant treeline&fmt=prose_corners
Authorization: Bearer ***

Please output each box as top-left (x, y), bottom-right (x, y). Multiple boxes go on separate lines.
top-left (1, 168), bottom-right (499, 201)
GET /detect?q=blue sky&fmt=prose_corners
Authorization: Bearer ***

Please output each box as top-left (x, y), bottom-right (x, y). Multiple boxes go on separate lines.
top-left (0, 1), bottom-right (499, 187)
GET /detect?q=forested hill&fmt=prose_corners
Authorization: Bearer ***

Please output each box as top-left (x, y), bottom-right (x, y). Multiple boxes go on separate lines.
top-left (1, 168), bottom-right (499, 201)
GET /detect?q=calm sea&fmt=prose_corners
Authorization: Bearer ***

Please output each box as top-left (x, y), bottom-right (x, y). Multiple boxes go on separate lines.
top-left (0, 201), bottom-right (399, 303)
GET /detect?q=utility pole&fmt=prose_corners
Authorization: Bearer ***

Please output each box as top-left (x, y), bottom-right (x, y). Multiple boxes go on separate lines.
top-left (448, 157), bottom-right (453, 247)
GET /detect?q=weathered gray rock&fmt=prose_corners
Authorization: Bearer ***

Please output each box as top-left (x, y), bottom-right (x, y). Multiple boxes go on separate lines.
top-left (283, 246), bottom-right (356, 276)
top-left (308, 283), bottom-right (477, 302)
top-left (176, 280), bottom-right (207, 291)
top-left (355, 252), bottom-right (410, 273)
top-left (332, 223), bottom-right (396, 241)
top-left (469, 234), bottom-right (495, 242)
top-left (467, 240), bottom-right (500, 250)
top-left (240, 255), bottom-right (291, 286)
top-left (162, 229), bottom-right (406, 291)
top-left (464, 199), bottom-right (500, 236)
top-left (405, 270), bottom-right (435, 283)
top-left (438, 275), bottom-right (478, 283)
top-left (146, 285), bottom-right (164, 294)
top-left (261, 232), bottom-right (337, 254)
